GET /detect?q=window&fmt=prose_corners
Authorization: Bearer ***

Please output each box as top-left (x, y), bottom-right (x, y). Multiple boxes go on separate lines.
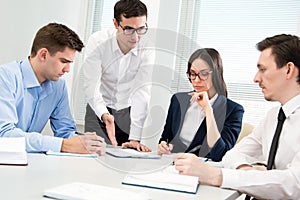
top-left (71, 0), bottom-right (117, 124)
top-left (173, 0), bottom-right (300, 126)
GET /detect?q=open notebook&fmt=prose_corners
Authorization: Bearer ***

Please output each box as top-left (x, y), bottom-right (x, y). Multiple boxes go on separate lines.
top-left (0, 137), bottom-right (27, 166)
top-left (122, 165), bottom-right (199, 194)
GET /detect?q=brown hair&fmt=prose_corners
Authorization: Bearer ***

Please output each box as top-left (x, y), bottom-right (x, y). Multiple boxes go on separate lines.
top-left (257, 34), bottom-right (300, 84)
top-left (30, 23), bottom-right (84, 57)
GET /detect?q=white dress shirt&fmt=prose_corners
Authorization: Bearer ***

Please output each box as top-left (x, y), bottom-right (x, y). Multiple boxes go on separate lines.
top-left (179, 94), bottom-right (218, 146)
top-left (82, 29), bottom-right (155, 140)
top-left (221, 94), bottom-right (300, 199)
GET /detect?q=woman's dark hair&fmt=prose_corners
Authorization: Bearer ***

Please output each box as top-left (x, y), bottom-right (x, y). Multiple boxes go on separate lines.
top-left (114, 0), bottom-right (147, 24)
top-left (187, 48), bottom-right (228, 97)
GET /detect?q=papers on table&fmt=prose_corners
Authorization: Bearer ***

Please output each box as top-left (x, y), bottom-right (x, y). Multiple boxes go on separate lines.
top-left (43, 182), bottom-right (150, 200)
top-left (45, 150), bottom-right (98, 158)
top-left (106, 147), bottom-right (161, 159)
top-left (122, 165), bottom-right (199, 194)
top-left (0, 137), bottom-right (27, 166)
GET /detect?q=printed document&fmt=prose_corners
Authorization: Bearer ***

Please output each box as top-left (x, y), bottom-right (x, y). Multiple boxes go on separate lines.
top-left (43, 182), bottom-right (150, 200)
top-left (106, 146), bottom-right (161, 159)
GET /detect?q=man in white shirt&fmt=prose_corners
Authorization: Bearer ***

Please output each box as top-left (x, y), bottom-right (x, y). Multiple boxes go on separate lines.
top-left (82, 0), bottom-right (154, 151)
top-left (173, 34), bottom-right (300, 199)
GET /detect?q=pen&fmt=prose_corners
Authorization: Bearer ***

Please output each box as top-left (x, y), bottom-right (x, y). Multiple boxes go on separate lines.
top-left (75, 132), bottom-right (104, 143)
top-left (187, 145), bottom-right (202, 153)
top-left (166, 139), bottom-right (172, 151)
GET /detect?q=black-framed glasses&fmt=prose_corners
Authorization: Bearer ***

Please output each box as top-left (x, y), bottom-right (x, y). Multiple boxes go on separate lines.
top-left (119, 23), bottom-right (148, 35)
top-left (186, 70), bottom-right (213, 81)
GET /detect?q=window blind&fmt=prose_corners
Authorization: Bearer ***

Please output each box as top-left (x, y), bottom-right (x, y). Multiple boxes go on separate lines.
top-left (173, 0), bottom-right (300, 126)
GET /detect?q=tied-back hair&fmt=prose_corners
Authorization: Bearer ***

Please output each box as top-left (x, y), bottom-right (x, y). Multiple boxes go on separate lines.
top-left (257, 34), bottom-right (300, 84)
top-left (187, 48), bottom-right (228, 97)
top-left (114, 0), bottom-right (147, 24)
top-left (30, 23), bottom-right (84, 57)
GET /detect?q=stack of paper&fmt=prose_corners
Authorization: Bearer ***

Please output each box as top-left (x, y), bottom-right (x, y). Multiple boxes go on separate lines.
top-left (122, 165), bottom-right (199, 194)
top-left (43, 182), bottom-right (150, 200)
top-left (0, 137), bottom-right (27, 165)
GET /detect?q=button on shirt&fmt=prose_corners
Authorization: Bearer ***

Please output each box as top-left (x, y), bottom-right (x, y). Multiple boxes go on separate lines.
top-left (221, 94), bottom-right (300, 199)
top-left (83, 28), bottom-right (155, 141)
top-left (0, 58), bottom-right (77, 152)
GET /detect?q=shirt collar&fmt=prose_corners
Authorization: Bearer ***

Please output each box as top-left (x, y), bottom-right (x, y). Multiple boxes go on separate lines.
top-left (112, 33), bottom-right (138, 56)
top-left (20, 58), bottom-right (40, 89)
top-left (210, 93), bottom-right (219, 105)
top-left (282, 94), bottom-right (300, 118)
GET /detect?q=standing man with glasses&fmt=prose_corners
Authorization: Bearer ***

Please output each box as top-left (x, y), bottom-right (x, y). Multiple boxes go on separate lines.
top-left (83, 0), bottom-right (154, 151)
top-left (157, 48), bottom-right (244, 161)
top-left (174, 34), bottom-right (300, 199)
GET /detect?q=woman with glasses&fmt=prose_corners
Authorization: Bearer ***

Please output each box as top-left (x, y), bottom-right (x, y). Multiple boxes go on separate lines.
top-left (82, 0), bottom-right (154, 152)
top-left (158, 48), bottom-right (244, 161)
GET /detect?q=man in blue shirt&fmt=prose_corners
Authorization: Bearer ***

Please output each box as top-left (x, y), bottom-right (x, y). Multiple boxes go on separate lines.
top-left (0, 23), bottom-right (106, 155)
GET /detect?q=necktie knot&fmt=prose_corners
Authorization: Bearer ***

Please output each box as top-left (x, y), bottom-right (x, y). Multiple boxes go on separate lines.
top-left (278, 108), bottom-right (286, 122)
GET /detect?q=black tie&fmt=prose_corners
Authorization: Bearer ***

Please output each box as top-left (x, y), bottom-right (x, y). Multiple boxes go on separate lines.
top-left (267, 107), bottom-right (286, 170)
top-left (245, 107), bottom-right (286, 200)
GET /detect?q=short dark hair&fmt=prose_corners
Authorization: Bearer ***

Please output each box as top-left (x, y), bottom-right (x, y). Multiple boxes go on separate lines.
top-left (114, 0), bottom-right (147, 24)
top-left (30, 23), bottom-right (84, 57)
top-left (257, 34), bottom-right (300, 83)
top-left (187, 48), bottom-right (228, 97)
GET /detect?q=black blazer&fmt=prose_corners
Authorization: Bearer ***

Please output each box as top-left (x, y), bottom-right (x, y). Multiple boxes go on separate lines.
top-left (159, 92), bottom-right (244, 161)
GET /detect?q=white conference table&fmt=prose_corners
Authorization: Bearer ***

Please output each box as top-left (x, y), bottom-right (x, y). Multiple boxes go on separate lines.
top-left (0, 153), bottom-right (241, 200)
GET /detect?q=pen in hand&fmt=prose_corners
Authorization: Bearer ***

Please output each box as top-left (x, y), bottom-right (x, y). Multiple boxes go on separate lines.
top-left (159, 139), bottom-right (173, 155)
top-left (75, 132), bottom-right (104, 143)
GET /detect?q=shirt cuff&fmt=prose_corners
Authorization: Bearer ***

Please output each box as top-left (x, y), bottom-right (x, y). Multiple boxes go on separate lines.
top-left (92, 102), bottom-right (109, 122)
top-left (221, 168), bottom-right (240, 189)
top-left (128, 124), bottom-right (142, 141)
top-left (42, 135), bottom-right (64, 152)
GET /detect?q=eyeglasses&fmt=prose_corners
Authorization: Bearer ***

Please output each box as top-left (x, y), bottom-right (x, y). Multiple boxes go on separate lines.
top-left (186, 70), bottom-right (212, 81)
top-left (119, 23), bottom-right (148, 35)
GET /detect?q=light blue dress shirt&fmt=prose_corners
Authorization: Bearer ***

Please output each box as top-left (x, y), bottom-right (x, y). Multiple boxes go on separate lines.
top-left (0, 58), bottom-right (77, 152)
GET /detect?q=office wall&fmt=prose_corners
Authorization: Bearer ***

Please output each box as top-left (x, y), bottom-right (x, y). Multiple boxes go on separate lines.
top-left (0, 0), bottom-right (88, 96)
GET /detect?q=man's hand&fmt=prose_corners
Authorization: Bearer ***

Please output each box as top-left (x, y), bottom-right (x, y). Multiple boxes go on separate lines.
top-left (237, 163), bottom-right (267, 171)
top-left (102, 113), bottom-right (118, 147)
top-left (61, 132), bottom-right (106, 155)
top-left (157, 141), bottom-right (173, 155)
top-left (174, 153), bottom-right (222, 187)
top-left (122, 140), bottom-right (152, 152)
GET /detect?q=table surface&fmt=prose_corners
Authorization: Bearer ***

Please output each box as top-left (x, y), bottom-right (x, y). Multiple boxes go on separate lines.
top-left (0, 153), bottom-right (241, 200)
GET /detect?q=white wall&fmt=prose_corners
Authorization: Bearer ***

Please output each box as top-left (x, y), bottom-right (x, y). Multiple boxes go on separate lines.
top-left (0, 0), bottom-right (88, 97)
